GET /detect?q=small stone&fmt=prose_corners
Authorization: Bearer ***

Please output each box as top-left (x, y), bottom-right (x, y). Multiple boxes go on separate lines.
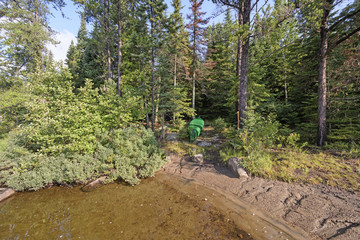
top-left (166, 133), bottom-right (178, 141)
top-left (197, 141), bottom-right (212, 147)
top-left (203, 198), bottom-right (207, 201)
top-left (228, 158), bottom-right (248, 178)
top-left (192, 154), bottom-right (204, 164)
top-left (169, 197), bottom-right (173, 201)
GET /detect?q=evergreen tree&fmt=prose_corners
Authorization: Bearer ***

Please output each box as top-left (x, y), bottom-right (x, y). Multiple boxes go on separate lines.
top-left (66, 12), bottom-right (88, 88)
top-left (168, 0), bottom-right (192, 121)
top-left (0, 0), bottom-right (65, 81)
top-left (202, 8), bottom-right (236, 119)
top-left (187, 0), bottom-right (209, 114)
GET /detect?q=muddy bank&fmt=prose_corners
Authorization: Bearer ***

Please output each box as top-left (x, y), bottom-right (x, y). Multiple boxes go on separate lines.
top-left (163, 153), bottom-right (360, 240)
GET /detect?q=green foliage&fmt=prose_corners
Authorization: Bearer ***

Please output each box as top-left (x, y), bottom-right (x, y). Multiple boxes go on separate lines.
top-left (177, 122), bottom-right (190, 141)
top-left (213, 117), bottom-right (227, 133)
top-left (22, 69), bottom-right (141, 156)
top-left (96, 126), bottom-right (166, 185)
top-left (200, 10), bottom-right (236, 120)
top-left (170, 118), bottom-right (187, 132)
top-left (0, 87), bottom-right (28, 135)
top-left (0, 126), bottom-right (167, 190)
top-left (0, 134), bottom-right (9, 153)
top-left (227, 111), bottom-right (302, 177)
top-left (0, 0), bottom-right (64, 76)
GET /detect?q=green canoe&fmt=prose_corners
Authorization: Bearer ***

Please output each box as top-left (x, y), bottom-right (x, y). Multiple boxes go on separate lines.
top-left (189, 117), bottom-right (204, 143)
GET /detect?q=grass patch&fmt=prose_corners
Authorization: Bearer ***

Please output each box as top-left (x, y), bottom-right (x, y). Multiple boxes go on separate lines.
top-left (270, 149), bottom-right (360, 191)
top-left (220, 146), bottom-right (359, 191)
top-left (162, 141), bottom-right (205, 156)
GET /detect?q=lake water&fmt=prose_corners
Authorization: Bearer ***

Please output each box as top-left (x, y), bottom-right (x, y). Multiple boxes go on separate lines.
top-left (0, 174), bottom-right (304, 239)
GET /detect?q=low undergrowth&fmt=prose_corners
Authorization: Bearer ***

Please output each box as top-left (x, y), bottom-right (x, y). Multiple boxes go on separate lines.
top-left (0, 134), bottom-right (8, 153)
top-left (272, 149), bottom-right (359, 191)
top-left (220, 144), bottom-right (359, 192)
top-left (0, 126), bottom-right (167, 191)
top-left (214, 112), bottom-right (360, 191)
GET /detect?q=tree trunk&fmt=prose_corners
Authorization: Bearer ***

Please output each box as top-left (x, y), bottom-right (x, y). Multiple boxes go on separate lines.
top-left (117, 0), bottom-right (122, 96)
top-left (174, 54), bottom-right (177, 87)
top-left (238, 0), bottom-right (251, 128)
top-left (283, 50), bottom-right (288, 104)
top-left (192, 24), bottom-right (196, 115)
top-left (34, 0), bottom-right (43, 71)
top-left (173, 54), bottom-right (177, 121)
top-left (105, 0), bottom-right (112, 80)
top-left (317, 0), bottom-right (332, 147)
top-left (236, 4), bottom-right (243, 128)
top-left (151, 3), bottom-right (155, 131)
top-left (155, 76), bottom-right (161, 123)
top-left (192, 60), bottom-right (196, 114)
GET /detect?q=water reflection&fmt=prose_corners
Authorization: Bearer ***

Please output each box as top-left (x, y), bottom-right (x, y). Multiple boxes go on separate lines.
top-left (0, 175), bottom-right (253, 240)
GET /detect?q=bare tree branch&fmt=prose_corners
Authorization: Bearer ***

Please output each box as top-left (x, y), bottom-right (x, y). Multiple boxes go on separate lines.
top-left (329, 7), bottom-right (360, 31)
top-left (251, 0), bottom-right (261, 12)
top-left (215, 0), bottom-right (240, 10)
top-left (250, 0), bottom-right (270, 24)
top-left (329, 26), bottom-right (360, 52)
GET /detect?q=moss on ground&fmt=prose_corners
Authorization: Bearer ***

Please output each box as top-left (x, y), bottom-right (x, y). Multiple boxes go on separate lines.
top-left (271, 149), bottom-right (360, 191)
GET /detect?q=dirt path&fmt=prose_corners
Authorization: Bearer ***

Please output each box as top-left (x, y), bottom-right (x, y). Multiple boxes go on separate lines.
top-left (163, 127), bottom-right (360, 240)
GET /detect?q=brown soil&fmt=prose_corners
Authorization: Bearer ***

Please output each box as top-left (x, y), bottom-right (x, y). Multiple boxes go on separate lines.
top-left (162, 128), bottom-right (360, 240)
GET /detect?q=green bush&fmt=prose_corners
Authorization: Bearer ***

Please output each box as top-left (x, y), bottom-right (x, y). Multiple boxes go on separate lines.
top-left (0, 134), bottom-right (9, 153)
top-left (0, 126), bottom-right (167, 190)
top-left (213, 117), bottom-right (226, 133)
top-left (0, 69), bottom-right (166, 190)
top-left (227, 111), bottom-right (302, 177)
top-left (170, 118), bottom-right (187, 132)
top-left (22, 71), bottom-right (141, 156)
top-left (96, 126), bottom-right (166, 185)
top-left (177, 123), bottom-right (190, 141)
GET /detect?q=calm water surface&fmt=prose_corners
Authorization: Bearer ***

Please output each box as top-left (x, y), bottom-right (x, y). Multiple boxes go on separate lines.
top-left (0, 175), bottom-right (253, 240)
top-left (0, 174), bottom-right (306, 240)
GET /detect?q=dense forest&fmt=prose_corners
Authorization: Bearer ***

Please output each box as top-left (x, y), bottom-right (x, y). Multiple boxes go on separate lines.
top-left (0, 0), bottom-right (359, 191)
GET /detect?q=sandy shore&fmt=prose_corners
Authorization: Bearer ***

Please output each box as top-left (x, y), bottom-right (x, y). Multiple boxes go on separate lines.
top-left (162, 150), bottom-right (360, 240)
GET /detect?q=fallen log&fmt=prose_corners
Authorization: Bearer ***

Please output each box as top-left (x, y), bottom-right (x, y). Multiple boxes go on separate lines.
top-left (0, 188), bottom-right (15, 202)
top-left (81, 176), bottom-right (107, 192)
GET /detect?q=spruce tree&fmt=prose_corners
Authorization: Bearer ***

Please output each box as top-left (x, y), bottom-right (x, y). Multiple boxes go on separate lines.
top-left (168, 0), bottom-right (192, 121)
top-left (187, 0), bottom-right (209, 114)
top-left (202, 8), bottom-right (236, 119)
top-left (66, 12), bottom-right (88, 88)
top-left (0, 0), bottom-right (65, 79)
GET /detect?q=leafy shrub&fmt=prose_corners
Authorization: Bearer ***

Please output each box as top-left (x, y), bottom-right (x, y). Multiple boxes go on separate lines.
top-left (23, 71), bottom-right (141, 156)
top-left (177, 122), bottom-right (190, 141)
top-left (0, 134), bottom-right (9, 153)
top-left (170, 118), bottom-right (187, 132)
top-left (96, 126), bottom-right (166, 185)
top-left (0, 126), bottom-right (167, 190)
top-left (213, 117), bottom-right (226, 133)
top-left (227, 111), bottom-right (301, 177)
top-left (0, 69), bottom-right (166, 190)
top-left (230, 111), bottom-right (280, 151)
